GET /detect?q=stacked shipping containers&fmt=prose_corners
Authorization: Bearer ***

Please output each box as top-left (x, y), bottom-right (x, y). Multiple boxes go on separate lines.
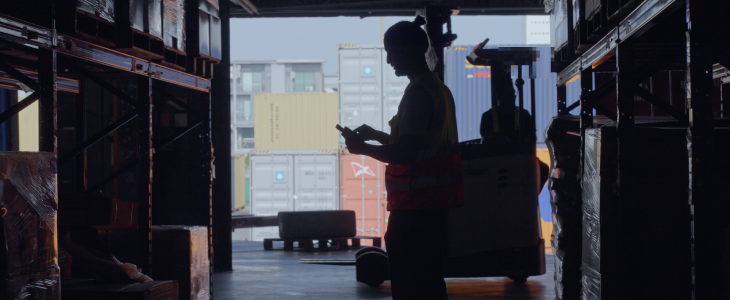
top-left (249, 93), bottom-right (340, 241)
top-left (338, 44), bottom-right (410, 141)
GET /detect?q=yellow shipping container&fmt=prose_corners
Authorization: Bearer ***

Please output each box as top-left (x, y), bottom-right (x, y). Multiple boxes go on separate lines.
top-left (18, 93), bottom-right (39, 151)
top-left (254, 93), bottom-right (339, 150)
top-left (233, 154), bottom-right (247, 211)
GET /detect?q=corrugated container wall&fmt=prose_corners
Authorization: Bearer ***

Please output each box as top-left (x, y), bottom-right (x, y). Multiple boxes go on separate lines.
top-left (445, 45), bottom-right (558, 145)
top-left (338, 44), bottom-right (409, 143)
top-left (250, 151), bottom-right (339, 241)
top-left (340, 153), bottom-right (388, 246)
top-left (250, 152), bottom-right (295, 240)
top-left (254, 93), bottom-right (339, 151)
top-left (294, 153), bottom-right (339, 211)
top-left (233, 154), bottom-right (247, 211)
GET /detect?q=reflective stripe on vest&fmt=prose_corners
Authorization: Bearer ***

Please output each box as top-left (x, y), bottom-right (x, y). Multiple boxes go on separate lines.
top-left (385, 73), bottom-right (464, 211)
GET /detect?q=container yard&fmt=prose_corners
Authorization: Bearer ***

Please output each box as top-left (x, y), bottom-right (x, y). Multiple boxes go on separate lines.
top-left (2, 0), bottom-right (730, 299)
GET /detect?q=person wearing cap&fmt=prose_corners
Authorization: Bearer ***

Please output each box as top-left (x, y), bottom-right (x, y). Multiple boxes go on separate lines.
top-left (341, 16), bottom-right (463, 300)
top-left (480, 76), bottom-right (536, 144)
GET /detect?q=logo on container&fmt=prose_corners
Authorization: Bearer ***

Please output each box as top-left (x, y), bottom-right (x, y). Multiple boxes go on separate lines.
top-left (275, 171), bottom-right (286, 182)
top-left (464, 58), bottom-right (491, 79)
top-left (363, 65), bottom-right (374, 76)
top-left (351, 162), bottom-right (376, 177)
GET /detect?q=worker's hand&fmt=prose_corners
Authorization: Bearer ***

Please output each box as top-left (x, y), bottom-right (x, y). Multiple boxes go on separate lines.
top-left (353, 124), bottom-right (379, 142)
top-left (343, 130), bottom-right (366, 155)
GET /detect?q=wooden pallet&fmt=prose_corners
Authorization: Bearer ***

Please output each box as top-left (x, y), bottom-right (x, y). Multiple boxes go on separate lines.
top-left (264, 236), bottom-right (382, 251)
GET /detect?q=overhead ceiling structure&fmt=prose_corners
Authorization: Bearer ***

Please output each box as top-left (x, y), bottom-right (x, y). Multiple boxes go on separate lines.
top-left (229, 0), bottom-right (547, 18)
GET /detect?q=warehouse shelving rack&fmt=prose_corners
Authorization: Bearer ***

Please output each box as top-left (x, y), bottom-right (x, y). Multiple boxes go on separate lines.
top-left (552, 0), bottom-right (730, 298)
top-left (0, 0), bottom-right (233, 286)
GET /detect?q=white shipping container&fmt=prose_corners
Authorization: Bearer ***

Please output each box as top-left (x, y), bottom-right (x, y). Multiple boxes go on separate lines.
top-left (338, 44), bottom-right (409, 142)
top-left (294, 153), bottom-right (339, 211)
top-left (250, 152), bottom-right (294, 241)
top-left (250, 152), bottom-right (295, 216)
top-left (250, 150), bottom-right (340, 241)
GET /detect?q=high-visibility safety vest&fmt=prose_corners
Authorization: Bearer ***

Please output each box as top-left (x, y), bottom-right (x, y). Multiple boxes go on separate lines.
top-left (385, 73), bottom-right (464, 211)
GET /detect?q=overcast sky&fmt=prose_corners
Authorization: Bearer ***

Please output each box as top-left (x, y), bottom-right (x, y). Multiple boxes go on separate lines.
top-left (230, 16), bottom-right (527, 73)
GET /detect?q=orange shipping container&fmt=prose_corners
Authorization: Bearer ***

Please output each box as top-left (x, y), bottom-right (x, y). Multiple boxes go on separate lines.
top-left (340, 153), bottom-right (388, 246)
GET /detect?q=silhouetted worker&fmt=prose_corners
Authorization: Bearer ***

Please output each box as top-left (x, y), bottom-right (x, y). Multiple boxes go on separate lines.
top-left (341, 16), bottom-right (463, 300)
top-left (480, 76), bottom-right (536, 144)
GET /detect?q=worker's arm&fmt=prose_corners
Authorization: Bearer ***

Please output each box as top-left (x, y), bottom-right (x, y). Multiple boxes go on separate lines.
top-left (343, 133), bottom-right (427, 165)
top-left (353, 124), bottom-right (391, 145)
top-left (344, 87), bottom-right (431, 164)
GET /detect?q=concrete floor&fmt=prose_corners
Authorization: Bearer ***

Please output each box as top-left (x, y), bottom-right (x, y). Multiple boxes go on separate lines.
top-left (213, 241), bottom-right (556, 299)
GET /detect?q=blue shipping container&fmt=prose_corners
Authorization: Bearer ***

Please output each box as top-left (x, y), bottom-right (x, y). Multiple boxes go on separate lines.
top-left (445, 45), bottom-right (563, 145)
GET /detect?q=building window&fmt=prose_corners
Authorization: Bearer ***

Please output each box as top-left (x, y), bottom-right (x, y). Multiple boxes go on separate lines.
top-left (241, 72), bottom-right (263, 92)
top-left (294, 71), bottom-right (315, 92)
top-left (237, 127), bottom-right (254, 150)
top-left (236, 97), bottom-right (251, 121)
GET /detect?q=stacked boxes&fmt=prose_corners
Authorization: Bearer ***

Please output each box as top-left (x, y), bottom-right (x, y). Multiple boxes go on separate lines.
top-left (152, 226), bottom-right (210, 300)
top-left (580, 126), bottom-right (693, 299)
top-left (249, 92), bottom-right (340, 240)
top-left (163, 0), bottom-right (186, 51)
top-left (249, 151), bottom-right (339, 241)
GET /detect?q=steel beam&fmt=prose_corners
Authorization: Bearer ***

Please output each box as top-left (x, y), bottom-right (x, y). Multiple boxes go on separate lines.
top-left (155, 121), bottom-right (202, 151)
top-left (38, 48), bottom-right (56, 153)
top-left (0, 91), bottom-right (38, 125)
top-left (593, 103), bottom-right (617, 121)
top-left (566, 76), bottom-right (618, 114)
top-left (74, 63), bottom-right (137, 108)
top-left (565, 100), bottom-right (580, 112)
top-left (137, 75), bottom-right (153, 275)
top-left (212, 0), bottom-right (233, 273)
top-left (58, 111), bottom-right (138, 163)
top-left (616, 38), bottom-right (636, 299)
top-left (633, 86), bottom-right (688, 123)
top-left (75, 82), bottom-right (87, 192)
top-left (530, 63), bottom-right (536, 119)
top-left (579, 68), bottom-right (594, 137)
top-left (557, 85), bottom-right (568, 115)
top-left (0, 59), bottom-right (40, 91)
top-left (156, 92), bottom-right (200, 115)
top-left (87, 160), bottom-right (138, 193)
top-left (201, 90), bottom-right (214, 284)
top-left (517, 66), bottom-right (524, 141)
top-left (687, 0), bottom-right (722, 298)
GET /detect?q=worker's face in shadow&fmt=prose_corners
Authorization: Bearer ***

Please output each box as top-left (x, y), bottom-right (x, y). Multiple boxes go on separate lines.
top-left (385, 45), bottom-right (423, 77)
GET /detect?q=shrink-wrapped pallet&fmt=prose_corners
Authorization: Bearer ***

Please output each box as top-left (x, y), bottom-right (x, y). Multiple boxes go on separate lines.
top-left (0, 152), bottom-right (59, 300)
